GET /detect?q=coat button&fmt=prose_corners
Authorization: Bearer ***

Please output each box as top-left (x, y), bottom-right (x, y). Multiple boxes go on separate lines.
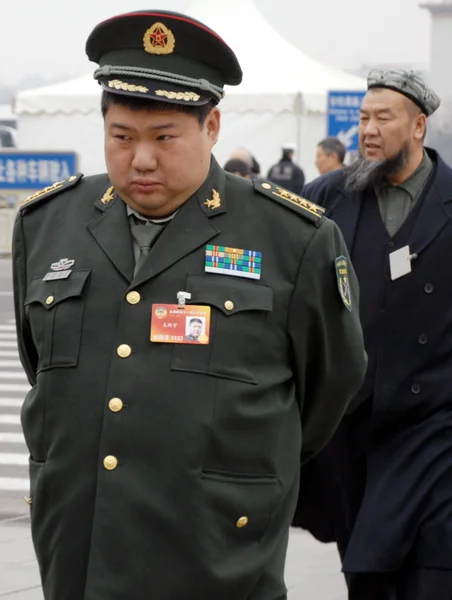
top-left (117, 344), bottom-right (132, 358)
top-left (103, 456), bottom-right (118, 471)
top-left (46, 295), bottom-right (55, 305)
top-left (108, 398), bottom-right (124, 413)
top-left (418, 334), bottom-right (428, 345)
top-left (411, 383), bottom-right (421, 394)
top-left (262, 183), bottom-right (272, 190)
top-left (388, 241), bottom-right (394, 248)
top-left (236, 516), bottom-right (249, 528)
top-left (224, 300), bottom-right (234, 311)
top-left (424, 283), bottom-right (434, 294)
top-left (126, 291), bottom-right (141, 305)
top-left (24, 496), bottom-right (32, 506)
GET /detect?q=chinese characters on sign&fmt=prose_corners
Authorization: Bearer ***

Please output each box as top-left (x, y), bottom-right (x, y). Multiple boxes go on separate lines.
top-left (0, 152), bottom-right (78, 190)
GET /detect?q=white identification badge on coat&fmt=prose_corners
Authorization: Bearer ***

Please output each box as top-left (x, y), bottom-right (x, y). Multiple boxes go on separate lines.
top-left (389, 245), bottom-right (412, 280)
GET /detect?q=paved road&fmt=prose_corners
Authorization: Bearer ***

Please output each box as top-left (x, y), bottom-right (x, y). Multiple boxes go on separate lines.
top-left (0, 258), bottom-right (347, 599)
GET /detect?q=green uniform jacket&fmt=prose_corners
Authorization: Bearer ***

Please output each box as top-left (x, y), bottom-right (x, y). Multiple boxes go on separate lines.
top-left (13, 159), bottom-right (366, 600)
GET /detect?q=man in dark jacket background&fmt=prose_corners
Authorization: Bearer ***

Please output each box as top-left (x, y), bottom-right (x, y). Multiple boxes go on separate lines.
top-left (297, 68), bottom-right (452, 600)
top-left (267, 143), bottom-right (305, 193)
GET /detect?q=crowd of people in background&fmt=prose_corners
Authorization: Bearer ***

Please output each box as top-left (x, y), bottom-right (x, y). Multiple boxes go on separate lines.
top-left (223, 136), bottom-right (347, 194)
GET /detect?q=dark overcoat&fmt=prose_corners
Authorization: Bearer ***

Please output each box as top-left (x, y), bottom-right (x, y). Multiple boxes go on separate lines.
top-left (296, 150), bottom-right (452, 573)
top-left (13, 159), bottom-right (366, 599)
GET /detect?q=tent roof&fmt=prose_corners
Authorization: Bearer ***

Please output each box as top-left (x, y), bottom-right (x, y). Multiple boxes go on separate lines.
top-left (14, 74), bottom-right (100, 115)
top-left (15, 0), bottom-right (366, 115)
top-left (188, 0), bottom-right (366, 112)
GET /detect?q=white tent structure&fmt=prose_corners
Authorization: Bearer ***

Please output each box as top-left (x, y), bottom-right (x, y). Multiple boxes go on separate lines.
top-left (15, 0), bottom-right (366, 180)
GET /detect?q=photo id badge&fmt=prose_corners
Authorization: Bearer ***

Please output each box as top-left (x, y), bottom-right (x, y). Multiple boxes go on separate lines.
top-left (151, 304), bottom-right (211, 344)
top-left (389, 245), bottom-right (412, 280)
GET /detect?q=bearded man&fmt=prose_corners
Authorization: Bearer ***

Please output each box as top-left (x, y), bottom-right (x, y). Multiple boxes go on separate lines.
top-left (295, 69), bottom-right (452, 600)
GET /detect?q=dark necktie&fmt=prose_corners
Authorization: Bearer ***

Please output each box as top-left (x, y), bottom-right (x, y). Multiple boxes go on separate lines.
top-left (130, 217), bottom-right (166, 276)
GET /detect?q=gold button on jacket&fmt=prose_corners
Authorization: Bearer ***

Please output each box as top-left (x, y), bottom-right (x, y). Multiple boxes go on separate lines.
top-left (108, 398), bottom-right (124, 412)
top-left (236, 516), bottom-right (249, 528)
top-left (103, 456), bottom-right (118, 471)
top-left (126, 291), bottom-right (141, 305)
top-left (224, 300), bottom-right (234, 311)
top-left (117, 344), bottom-right (132, 358)
top-left (46, 295), bottom-right (55, 305)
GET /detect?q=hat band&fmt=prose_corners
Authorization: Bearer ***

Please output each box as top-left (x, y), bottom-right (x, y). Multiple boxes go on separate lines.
top-left (94, 65), bottom-right (225, 102)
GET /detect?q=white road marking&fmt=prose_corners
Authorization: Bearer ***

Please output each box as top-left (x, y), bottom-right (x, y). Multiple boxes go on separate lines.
top-left (0, 372), bottom-right (27, 381)
top-left (0, 432), bottom-right (25, 444)
top-left (0, 415), bottom-right (20, 425)
top-left (0, 453), bottom-right (28, 466)
top-left (0, 399), bottom-right (23, 408)
top-left (0, 384), bottom-right (30, 393)
top-left (0, 477), bottom-right (29, 491)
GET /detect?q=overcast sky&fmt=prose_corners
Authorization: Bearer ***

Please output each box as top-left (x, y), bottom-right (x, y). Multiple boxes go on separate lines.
top-left (3, 0), bottom-right (431, 86)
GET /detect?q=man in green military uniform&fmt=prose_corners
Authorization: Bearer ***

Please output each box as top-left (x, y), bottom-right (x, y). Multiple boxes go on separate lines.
top-left (13, 10), bottom-right (366, 600)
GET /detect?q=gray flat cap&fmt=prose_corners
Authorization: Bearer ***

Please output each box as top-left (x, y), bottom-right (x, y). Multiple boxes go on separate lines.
top-left (367, 68), bottom-right (440, 116)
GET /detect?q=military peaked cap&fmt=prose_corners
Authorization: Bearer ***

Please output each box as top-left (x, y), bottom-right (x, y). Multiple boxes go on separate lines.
top-left (86, 10), bottom-right (243, 106)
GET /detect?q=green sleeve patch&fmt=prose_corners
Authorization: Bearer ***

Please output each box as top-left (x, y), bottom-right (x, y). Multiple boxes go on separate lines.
top-left (19, 173), bottom-right (84, 212)
top-left (254, 180), bottom-right (325, 225)
top-left (335, 256), bottom-right (352, 311)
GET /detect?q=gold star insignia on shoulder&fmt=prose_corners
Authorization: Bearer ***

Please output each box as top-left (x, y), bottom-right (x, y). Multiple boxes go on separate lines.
top-left (204, 189), bottom-right (221, 210)
top-left (101, 186), bottom-right (115, 204)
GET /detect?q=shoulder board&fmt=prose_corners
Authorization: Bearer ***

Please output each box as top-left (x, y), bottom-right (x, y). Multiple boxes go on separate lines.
top-left (254, 180), bottom-right (325, 224)
top-left (19, 173), bottom-right (84, 212)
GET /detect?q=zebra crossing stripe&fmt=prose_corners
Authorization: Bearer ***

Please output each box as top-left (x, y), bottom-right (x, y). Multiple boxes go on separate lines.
top-left (0, 399), bottom-right (23, 407)
top-left (0, 477), bottom-right (29, 491)
top-left (0, 415), bottom-right (21, 425)
top-left (0, 383), bottom-right (29, 393)
top-left (0, 333), bottom-right (18, 340)
top-left (0, 453), bottom-right (28, 466)
top-left (0, 432), bottom-right (25, 443)
top-left (0, 325), bottom-right (17, 331)
top-left (0, 372), bottom-right (28, 381)
top-left (0, 342), bottom-right (18, 348)
top-left (0, 351), bottom-right (20, 357)
top-left (0, 360), bottom-right (23, 368)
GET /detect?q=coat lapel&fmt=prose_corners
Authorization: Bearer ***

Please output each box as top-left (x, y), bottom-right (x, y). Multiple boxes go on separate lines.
top-left (408, 156), bottom-right (452, 256)
top-left (327, 187), bottom-right (362, 252)
top-left (87, 188), bottom-right (135, 283)
top-left (131, 157), bottom-right (226, 287)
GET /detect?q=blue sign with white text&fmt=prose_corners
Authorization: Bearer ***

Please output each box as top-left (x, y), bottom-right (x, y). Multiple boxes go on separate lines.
top-left (327, 91), bottom-right (366, 151)
top-left (0, 152), bottom-right (77, 190)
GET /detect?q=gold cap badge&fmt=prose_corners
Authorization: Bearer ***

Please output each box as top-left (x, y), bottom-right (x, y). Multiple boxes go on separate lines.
top-left (143, 22), bottom-right (176, 55)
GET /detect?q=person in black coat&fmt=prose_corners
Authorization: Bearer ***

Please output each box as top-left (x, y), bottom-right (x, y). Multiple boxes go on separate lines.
top-left (295, 68), bottom-right (452, 600)
top-left (267, 144), bottom-right (305, 194)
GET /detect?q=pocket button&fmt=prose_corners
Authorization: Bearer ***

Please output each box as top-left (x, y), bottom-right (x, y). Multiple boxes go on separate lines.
top-left (224, 300), bottom-right (234, 311)
top-left (236, 516), bottom-right (249, 528)
top-left (45, 295), bottom-right (54, 305)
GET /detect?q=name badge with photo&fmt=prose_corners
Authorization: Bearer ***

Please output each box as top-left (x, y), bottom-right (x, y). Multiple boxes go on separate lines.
top-left (150, 304), bottom-right (211, 344)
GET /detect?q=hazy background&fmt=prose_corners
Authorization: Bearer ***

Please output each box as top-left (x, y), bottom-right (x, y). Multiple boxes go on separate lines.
top-left (2, 0), bottom-right (431, 88)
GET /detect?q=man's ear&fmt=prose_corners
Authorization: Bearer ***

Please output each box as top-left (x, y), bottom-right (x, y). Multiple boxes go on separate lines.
top-left (206, 107), bottom-right (221, 145)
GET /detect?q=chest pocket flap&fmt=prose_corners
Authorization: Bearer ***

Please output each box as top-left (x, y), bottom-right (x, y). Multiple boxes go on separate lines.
top-left (186, 274), bottom-right (273, 315)
top-left (171, 274), bottom-right (273, 385)
top-left (24, 270), bottom-right (91, 371)
top-left (25, 270), bottom-right (91, 309)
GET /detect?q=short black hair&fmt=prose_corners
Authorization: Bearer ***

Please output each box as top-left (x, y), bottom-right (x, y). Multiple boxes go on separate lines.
top-left (318, 137), bottom-right (347, 164)
top-left (101, 91), bottom-right (214, 125)
top-left (189, 318), bottom-right (203, 325)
